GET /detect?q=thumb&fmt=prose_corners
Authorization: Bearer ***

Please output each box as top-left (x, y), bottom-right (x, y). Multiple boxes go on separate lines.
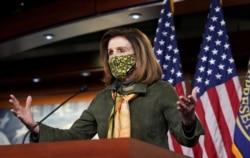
top-left (26, 95), bottom-right (32, 109)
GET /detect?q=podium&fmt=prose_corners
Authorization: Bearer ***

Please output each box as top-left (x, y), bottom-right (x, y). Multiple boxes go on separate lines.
top-left (0, 138), bottom-right (190, 158)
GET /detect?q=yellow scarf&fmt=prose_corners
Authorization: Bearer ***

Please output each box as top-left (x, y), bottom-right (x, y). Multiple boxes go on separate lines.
top-left (107, 91), bottom-right (137, 138)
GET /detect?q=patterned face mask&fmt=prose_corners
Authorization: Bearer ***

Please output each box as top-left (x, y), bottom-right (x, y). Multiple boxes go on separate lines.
top-left (108, 54), bottom-right (136, 80)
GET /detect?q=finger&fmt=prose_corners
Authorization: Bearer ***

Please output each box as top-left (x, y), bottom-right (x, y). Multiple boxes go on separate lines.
top-left (26, 95), bottom-right (32, 109)
top-left (177, 104), bottom-right (189, 114)
top-left (10, 109), bottom-right (22, 119)
top-left (177, 106), bottom-right (184, 112)
top-left (187, 96), bottom-right (196, 106)
top-left (190, 87), bottom-right (198, 101)
top-left (186, 87), bottom-right (198, 105)
top-left (9, 94), bottom-right (19, 104)
top-left (10, 109), bottom-right (18, 116)
top-left (9, 95), bottom-right (21, 111)
top-left (177, 104), bottom-right (184, 112)
top-left (177, 101), bottom-right (188, 110)
top-left (179, 96), bottom-right (191, 106)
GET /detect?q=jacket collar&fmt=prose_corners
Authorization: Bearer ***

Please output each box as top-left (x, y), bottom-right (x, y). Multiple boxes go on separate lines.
top-left (107, 81), bottom-right (147, 95)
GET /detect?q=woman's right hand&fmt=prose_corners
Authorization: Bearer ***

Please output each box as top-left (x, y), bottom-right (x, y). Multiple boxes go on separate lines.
top-left (9, 94), bottom-right (39, 133)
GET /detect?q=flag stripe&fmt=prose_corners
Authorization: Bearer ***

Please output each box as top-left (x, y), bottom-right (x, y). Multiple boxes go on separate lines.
top-left (197, 136), bottom-right (208, 158)
top-left (192, 140), bottom-right (203, 158)
top-left (175, 82), bottom-right (185, 96)
top-left (167, 132), bottom-right (174, 150)
top-left (225, 77), bottom-right (241, 117)
top-left (221, 78), bottom-right (241, 137)
top-left (207, 87), bottom-right (233, 157)
top-left (170, 134), bottom-right (183, 153)
top-left (197, 97), bottom-right (219, 158)
top-left (181, 146), bottom-right (194, 158)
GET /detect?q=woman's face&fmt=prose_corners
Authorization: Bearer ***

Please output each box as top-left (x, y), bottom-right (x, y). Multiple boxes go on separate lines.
top-left (107, 36), bottom-right (134, 58)
top-left (107, 36), bottom-right (136, 81)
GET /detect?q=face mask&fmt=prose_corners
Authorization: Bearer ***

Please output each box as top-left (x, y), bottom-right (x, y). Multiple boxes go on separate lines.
top-left (108, 54), bottom-right (136, 80)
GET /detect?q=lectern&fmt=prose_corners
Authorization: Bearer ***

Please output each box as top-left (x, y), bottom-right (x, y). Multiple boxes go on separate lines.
top-left (0, 138), bottom-right (190, 158)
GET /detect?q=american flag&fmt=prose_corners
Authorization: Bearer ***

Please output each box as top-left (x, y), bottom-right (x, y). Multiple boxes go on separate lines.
top-left (192, 0), bottom-right (242, 157)
top-left (153, 0), bottom-right (185, 96)
top-left (153, 0), bottom-right (192, 156)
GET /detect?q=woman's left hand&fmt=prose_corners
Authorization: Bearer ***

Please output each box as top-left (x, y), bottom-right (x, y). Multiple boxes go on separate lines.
top-left (177, 87), bottom-right (198, 126)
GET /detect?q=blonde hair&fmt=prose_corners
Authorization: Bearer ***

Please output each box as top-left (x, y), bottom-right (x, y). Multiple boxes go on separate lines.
top-left (100, 28), bottom-right (162, 86)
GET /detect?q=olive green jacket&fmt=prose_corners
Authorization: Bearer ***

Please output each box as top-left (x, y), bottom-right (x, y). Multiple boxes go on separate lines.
top-left (35, 80), bottom-right (204, 149)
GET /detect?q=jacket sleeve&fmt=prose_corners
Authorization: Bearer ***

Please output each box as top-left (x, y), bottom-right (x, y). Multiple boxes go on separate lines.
top-left (30, 105), bottom-right (97, 143)
top-left (161, 82), bottom-right (204, 147)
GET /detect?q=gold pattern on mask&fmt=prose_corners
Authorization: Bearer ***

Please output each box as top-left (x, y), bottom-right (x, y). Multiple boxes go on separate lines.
top-left (108, 54), bottom-right (135, 80)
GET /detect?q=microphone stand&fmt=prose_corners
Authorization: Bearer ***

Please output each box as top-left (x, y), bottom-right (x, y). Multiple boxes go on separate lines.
top-left (22, 85), bottom-right (88, 144)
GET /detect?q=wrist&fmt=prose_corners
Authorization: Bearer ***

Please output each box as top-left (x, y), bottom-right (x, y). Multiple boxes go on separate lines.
top-left (27, 122), bottom-right (40, 134)
top-left (182, 115), bottom-right (196, 126)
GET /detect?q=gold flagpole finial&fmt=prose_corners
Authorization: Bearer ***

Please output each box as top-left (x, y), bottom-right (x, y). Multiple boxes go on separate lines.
top-left (169, 0), bottom-right (174, 13)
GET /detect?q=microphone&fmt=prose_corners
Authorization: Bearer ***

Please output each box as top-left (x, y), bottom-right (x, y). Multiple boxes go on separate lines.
top-left (21, 85), bottom-right (88, 144)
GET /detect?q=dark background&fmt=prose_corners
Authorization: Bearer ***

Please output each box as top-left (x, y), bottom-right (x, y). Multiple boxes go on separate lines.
top-left (0, 0), bottom-right (249, 105)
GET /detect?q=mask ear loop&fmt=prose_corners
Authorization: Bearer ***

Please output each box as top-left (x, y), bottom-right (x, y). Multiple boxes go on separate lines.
top-left (126, 64), bottom-right (136, 75)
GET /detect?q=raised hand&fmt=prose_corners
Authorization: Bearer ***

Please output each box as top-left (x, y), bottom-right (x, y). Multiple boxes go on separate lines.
top-left (9, 94), bottom-right (39, 133)
top-left (176, 87), bottom-right (198, 126)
